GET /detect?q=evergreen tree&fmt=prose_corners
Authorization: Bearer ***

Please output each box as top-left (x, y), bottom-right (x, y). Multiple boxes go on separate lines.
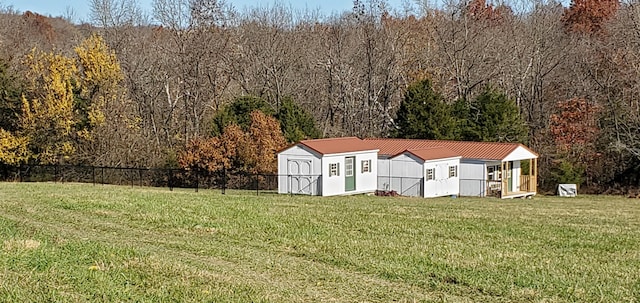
top-left (211, 96), bottom-right (274, 135)
top-left (212, 95), bottom-right (320, 143)
top-left (394, 79), bottom-right (456, 140)
top-left (277, 97), bottom-right (321, 143)
top-left (0, 59), bottom-right (22, 133)
top-left (466, 86), bottom-right (528, 143)
top-left (452, 98), bottom-right (475, 141)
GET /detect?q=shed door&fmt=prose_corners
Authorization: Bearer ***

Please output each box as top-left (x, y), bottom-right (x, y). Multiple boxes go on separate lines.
top-left (288, 159), bottom-right (312, 195)
top-left (345, 157), bottom-right (356, 191)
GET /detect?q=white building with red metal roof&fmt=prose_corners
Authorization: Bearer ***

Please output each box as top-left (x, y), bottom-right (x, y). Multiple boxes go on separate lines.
top-left (365, 138), bottom-right (539, 198)
top-left (277, 137), bottom-right (379, 196)
top-left (278, 137), bottom-right (539, 198)
top-left (383, 147), bottom-right (462, 198)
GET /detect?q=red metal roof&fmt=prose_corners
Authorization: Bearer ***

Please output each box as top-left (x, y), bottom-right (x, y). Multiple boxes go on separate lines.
top-left (299, 137), bottom-right (379, 155)
top-left (394, 146), bottom-right (461, 161)
top-left (365, 138), bottom-right (537, 160)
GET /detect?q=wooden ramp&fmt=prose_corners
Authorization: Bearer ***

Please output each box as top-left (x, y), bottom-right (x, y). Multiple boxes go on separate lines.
top-left (502, 191), bottom-right (536, 199)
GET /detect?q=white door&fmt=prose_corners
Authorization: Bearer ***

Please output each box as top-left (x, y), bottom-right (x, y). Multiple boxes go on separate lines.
top-left (288, 159), bottom-right (313, 195)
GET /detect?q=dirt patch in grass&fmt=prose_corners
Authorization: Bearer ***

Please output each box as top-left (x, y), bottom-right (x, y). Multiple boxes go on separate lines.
top-left (3, 239), bottom-right (41, 250)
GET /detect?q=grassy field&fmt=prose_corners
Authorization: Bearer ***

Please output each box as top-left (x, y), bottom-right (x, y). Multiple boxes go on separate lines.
top-left (0, 183), bottom-right (639, 302)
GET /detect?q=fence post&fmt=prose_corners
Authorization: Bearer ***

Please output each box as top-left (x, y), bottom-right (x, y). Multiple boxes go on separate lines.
top-left (139, 168), bottom-right (143, 187)
top-left (255, 173), bottom-right (259, 196)
top-left (92, 166), bottom-right (96, 186)
top-left (101, 167), bottom-right (105, 185)
top-left (221, 168), bottom-right (226, 195)
top-left (168, 169), bottom-right (173, 191)
top-left (54, 165), bottom-right (58, 183)
top-left (195, 168), bottom-right (199, 193)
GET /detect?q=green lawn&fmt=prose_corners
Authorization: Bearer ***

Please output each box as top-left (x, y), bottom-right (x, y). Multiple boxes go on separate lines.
top-left (0, 183), bottom-right (639, 302)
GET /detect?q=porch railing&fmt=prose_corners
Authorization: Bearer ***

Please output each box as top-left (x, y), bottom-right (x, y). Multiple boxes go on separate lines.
top-left (486, 180), bottom-right (502, 197)
top-left (486, 177), bottom-right (537, 197)
top-left (520, 175), bottom-right (536, 193)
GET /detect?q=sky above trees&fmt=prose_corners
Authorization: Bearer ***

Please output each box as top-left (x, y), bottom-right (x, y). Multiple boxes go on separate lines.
top-left (4, 0), bottom-right (409, 22)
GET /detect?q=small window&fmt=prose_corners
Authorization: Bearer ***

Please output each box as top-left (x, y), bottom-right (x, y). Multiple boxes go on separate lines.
top-left (488, 165), bottom-right (501, 180)
top-left (361, 160), bottom-right (371, 173)
top-left (449, 165), bottom-right (458, 178)
top-left (345, 158), bottom-right (354, 177)
top-left (426, 168), bottom-right (435, 181)
top-left (329, 163), bottom-right (340, 177)
top-left (487, 165), bottom-right (501, 180)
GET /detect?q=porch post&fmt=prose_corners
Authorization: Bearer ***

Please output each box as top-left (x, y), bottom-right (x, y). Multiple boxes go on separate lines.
top-left (501, 161), bottom-right (507, 197)
top-left (528, 159), bottom-right (533, 193)
top-left (533, 158), bottom-right (538, 193)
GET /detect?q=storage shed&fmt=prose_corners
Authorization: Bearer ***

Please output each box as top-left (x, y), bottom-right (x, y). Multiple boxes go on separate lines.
top-left (277, 137), bottom-right (379, 196)
top-left (379, 147), bottom-right (461, 198)
top-left (367, 139), bottom-right (539, 198)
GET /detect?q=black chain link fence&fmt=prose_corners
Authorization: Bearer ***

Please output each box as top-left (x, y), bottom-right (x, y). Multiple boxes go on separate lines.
top-left (0, 164), bottom-right (279, 195)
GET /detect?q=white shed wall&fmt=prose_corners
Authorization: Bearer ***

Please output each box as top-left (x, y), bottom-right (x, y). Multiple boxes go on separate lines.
top-left (321, 151), bottom-right (378, 197)
top-left (321, 154), bottom-right (345, 196)
top-left (390, 154), bottom-right (424, 177)
top-left (386, 154), bottom-right (460, 198)
top-left (459, 160), bottom-right (487, 197)
top-left (278, 145), bottom-right (322, 195)
top-left (355, 152), bottom-right (379, 194)
top-left (390, 154), bottom-right (424, 197)
top-left (423, 158), bottom-right (460, 198)
top-left (377, 157), bottom-right (392, 191)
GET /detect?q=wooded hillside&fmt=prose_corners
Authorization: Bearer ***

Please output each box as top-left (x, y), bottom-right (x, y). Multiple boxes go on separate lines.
top-left (1, 0), bottom-right (639, 192)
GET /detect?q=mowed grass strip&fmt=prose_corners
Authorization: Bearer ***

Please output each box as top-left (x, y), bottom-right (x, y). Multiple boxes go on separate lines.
top-left (0, 183), bottom-right (639, 302)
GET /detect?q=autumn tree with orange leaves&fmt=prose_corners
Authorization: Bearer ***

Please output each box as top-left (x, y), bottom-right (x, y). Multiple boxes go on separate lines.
top-left (178, 124), bottom-right (247, 173)
top-left (467, 0), bottom-right (511, 22)
top-left (562, 0), bottom-right (619, 34)
top-left (178, 110), bottom-right (286, 175)
top-left (549, 98), bottom-right (601, 186)
top-left (245, 111), bottom-right (286, 174)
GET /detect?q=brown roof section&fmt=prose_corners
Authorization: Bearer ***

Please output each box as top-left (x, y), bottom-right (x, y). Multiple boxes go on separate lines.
top-left (366, 138), bottom-right (538, 160)
top-left (394, 147), bottom-right (461, 161)
top-left (299, 137), bottom-right (379, 155)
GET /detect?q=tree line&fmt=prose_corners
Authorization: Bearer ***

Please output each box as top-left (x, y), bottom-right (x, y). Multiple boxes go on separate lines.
top-left (0, 0), bottom-right (639, 192)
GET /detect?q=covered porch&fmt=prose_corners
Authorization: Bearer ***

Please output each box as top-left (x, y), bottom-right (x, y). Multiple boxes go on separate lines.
top-left (486, 158), bottom-right (538, 199)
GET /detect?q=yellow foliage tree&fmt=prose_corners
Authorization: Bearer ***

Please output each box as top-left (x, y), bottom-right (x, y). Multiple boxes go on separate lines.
top-left (73, 34), bottom-right (140, 166)
top-left (21, 49), bottom-right (78, 164)
top-left (18, 34), bottom-right (136, 165)
top-left (0, 129), bottom-right (30, 165)
top-left (74, 34), bottom-right (124, 129)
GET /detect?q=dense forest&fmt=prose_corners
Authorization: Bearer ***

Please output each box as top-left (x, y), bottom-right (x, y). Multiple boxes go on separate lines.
top-left (0, 0), bottom-right (639, 193)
